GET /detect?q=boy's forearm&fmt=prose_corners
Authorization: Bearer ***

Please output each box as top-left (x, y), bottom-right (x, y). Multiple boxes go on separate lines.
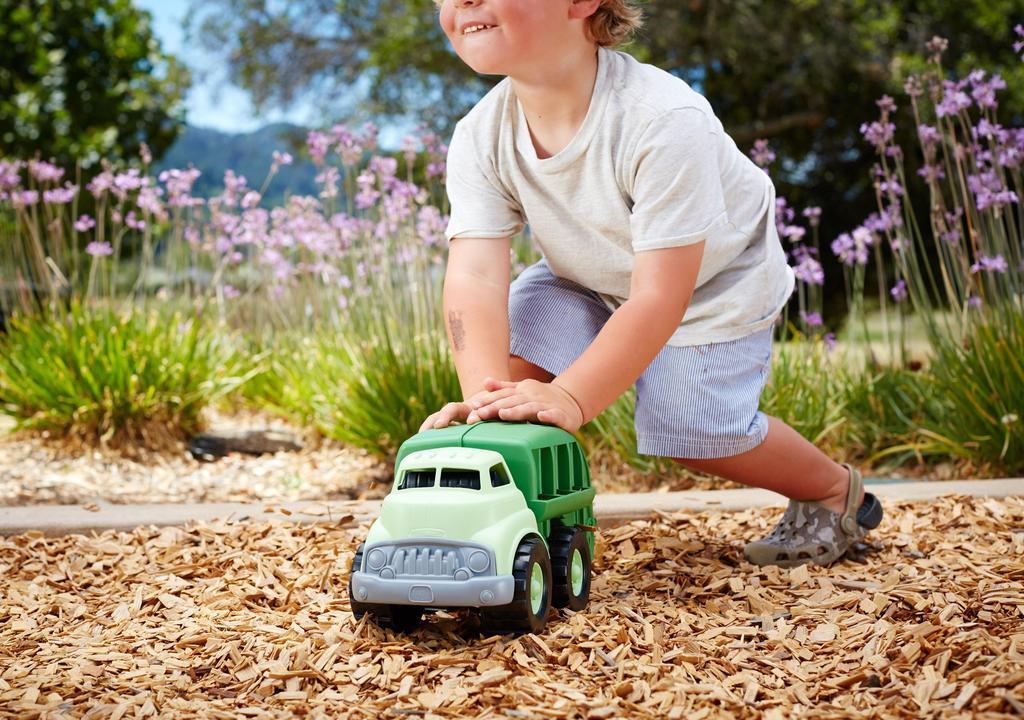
top-left (443, 269), bottom-right (512, 398)
top-left (553, 295), bottom-right (687, 424)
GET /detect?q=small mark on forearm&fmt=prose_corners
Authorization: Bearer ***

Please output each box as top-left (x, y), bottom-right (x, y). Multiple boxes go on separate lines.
top-left (448, 310), bottom-right (466, 352)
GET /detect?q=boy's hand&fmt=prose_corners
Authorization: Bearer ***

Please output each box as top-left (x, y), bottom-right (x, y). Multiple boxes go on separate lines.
top-left (467, 377), bottom-right (585, 433)
top-left (418, 387), bottom-right (503, 432)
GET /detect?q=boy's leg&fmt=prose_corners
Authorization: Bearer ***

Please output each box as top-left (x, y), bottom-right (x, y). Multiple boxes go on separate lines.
top-left (672, 416), bottom-right (861, 515)
top-left (509, 355), bottom-right (555, 383)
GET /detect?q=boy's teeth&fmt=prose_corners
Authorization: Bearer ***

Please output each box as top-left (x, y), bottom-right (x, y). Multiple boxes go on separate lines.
top-left (464, 24), bottom-right (492, 34)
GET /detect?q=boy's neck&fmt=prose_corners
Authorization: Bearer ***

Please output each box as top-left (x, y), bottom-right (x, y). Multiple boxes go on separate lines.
top-left (510, 44), bottom-right (600, 159)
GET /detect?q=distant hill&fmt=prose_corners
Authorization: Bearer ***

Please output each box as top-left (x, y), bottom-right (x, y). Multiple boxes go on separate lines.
top-left (153, 123), bottom-right (321, 207)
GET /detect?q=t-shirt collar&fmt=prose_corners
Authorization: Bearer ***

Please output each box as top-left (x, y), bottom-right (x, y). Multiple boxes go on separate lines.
top-left (513, 46), bottom-right (613, 173)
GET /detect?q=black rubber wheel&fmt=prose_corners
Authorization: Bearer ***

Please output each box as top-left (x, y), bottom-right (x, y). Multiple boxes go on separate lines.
top-left (349, 543), bottom-right (373, 620)
top-left (549, 526), bottom-right (592, 611)
top-left (348, 543), bottom-right (424, 632)
top-left (479, 534), bottom-right (552, 635)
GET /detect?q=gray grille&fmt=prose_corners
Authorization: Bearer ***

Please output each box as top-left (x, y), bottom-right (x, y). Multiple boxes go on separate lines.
top-left (391, 546), bottom-right (463, 578)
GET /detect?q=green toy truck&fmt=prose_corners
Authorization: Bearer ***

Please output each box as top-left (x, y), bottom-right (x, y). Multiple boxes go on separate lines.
top-left (349, 421), bottom-right (596, 634)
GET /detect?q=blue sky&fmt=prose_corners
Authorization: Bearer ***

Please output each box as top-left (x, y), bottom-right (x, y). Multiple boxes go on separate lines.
top-left (135, 0), bottom-right (412, 145)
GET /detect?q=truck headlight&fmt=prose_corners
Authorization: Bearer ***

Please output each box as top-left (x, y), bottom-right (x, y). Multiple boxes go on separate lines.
top-left (367, 549), bottom-right (387, 570)
top-left (468, 551), bottom-right (489, 573)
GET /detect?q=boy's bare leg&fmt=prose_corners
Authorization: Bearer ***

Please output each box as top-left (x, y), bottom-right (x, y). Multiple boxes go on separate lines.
top-left (674, 417), bottom-right (861, 515)
top-left (509, 355), bottom-right (555, 383)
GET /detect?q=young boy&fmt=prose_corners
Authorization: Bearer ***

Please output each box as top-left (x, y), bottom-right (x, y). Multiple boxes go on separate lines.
top-left (419, 0), bottom-right (882, 567)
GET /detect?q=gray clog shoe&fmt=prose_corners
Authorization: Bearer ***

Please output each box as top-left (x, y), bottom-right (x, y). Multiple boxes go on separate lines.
top-left (743, 463), bottom-right (884, 568)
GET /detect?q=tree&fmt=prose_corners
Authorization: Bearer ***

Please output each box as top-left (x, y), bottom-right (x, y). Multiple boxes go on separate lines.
top-left (0, 0), bottom-right (191, 168)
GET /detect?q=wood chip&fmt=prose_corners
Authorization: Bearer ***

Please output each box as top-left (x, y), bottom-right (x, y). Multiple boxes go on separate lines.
top-left (0, 494), bottom-right (1021, 717)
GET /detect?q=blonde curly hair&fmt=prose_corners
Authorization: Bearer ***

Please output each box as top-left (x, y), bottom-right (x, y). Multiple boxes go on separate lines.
top-left (587, 0), bottom-right (644, 47)
top-left (433, 1), bottom-right (644, 48)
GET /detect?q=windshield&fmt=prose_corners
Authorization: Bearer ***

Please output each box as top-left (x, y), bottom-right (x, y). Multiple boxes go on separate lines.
top-left (398, 469), bottom-right (435, 489)
top-left (439, 468), bottom-right (481, 490)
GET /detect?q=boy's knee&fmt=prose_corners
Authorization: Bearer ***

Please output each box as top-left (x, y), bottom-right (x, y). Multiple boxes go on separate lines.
top-left (509, 355), bottom-right (555, 383)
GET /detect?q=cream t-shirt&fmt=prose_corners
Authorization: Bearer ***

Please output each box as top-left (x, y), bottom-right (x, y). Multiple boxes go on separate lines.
top-left (444, 45), bottom-right (795, 347)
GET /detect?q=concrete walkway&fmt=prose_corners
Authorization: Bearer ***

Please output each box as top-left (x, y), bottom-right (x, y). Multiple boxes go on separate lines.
top-left (1, 478), bottom-right (1021, 537)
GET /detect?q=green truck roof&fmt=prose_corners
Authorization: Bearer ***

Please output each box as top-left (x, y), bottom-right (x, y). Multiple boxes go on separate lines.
top-left (395, 422), bottom-right (595, 535)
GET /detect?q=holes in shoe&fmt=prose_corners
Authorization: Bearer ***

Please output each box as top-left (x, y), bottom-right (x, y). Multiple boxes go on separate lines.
top-left (817, 545), bottom-right (828, 556)
top-left (775, 552), bottom-right (789, 561)
top-left (797, 551), bottom-right (811, 560)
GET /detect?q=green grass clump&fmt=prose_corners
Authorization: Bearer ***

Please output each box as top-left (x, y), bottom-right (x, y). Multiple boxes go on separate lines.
top-left (917, 308), bottom-right (1024, 475)
top-left (258, 324), bottom-right (461, 460)
top-left (0, 302), bottom-right (256, 449)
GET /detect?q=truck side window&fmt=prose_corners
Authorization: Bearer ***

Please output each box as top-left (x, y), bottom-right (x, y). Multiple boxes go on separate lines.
top-left (399, 469), bottom-right (435, 489)
top-left (490, 464), bottom-right (511, 487)
top-left (440, 468), bottom-right (481, 490)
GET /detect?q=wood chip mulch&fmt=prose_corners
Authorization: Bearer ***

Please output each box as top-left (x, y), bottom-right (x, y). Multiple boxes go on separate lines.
top-left (2, 495), bottom-right (1022, 718)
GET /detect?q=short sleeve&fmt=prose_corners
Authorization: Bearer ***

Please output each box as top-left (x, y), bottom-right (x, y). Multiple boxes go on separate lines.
top-left (444, 121), bottom-right (525, 241)
top-left (628, 108), bottom-right (729, 253)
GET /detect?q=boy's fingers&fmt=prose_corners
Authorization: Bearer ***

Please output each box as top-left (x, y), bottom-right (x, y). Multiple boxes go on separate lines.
top-left (476, 394), bottom-right (530, 417)
top-left (497, 401), bottom-right (548, 421)
top-left (468, 388), bottom-right (517, 409)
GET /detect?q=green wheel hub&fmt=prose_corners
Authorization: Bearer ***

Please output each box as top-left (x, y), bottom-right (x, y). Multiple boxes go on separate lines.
top-left (570, 548), bottom-right (584, 596)
top-left (529, 562), bottom-right (544, 615)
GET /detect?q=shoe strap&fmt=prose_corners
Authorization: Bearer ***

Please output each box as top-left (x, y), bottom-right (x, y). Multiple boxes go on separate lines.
top-left (839, 463), bottom-right (862, 536)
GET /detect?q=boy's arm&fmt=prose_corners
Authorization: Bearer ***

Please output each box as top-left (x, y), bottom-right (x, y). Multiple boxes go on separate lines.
top-left (443, 236), bottom-right (513, 398)
top-left (553, 241), bottom-right (705, 423)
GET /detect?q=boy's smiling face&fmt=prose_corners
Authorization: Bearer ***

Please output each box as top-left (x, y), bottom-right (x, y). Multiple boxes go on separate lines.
top-left (438, 0), bottom-right (595, 77)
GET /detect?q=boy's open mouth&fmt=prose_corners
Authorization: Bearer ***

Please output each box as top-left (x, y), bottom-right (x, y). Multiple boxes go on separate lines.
top-left (462, 24), bottom-right (496, 36)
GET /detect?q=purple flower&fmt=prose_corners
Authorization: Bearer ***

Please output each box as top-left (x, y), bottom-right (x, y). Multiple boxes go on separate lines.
top-left (831, 227), bottom-right (873, 266)
top-left (876, 95), bottom-right (897, 114)
top-left (799, 310), bottom-right (824, 327)
top-left (917, 164), bottom-right (946, 183)
top-left (749, 139), bottom-right (776, 169)
top-left (28, 160), bottom-right (64, 183)
top-left (74, 214), bottom-right (96, 232)
top-left (87, 170), bottom-right (114, 198)
top-left (802, 207), bottom-right (822, 228)
top-left (402, 135), bottom-right (418, 167)
top-left (306, 130), bottom-right (331, 165)
top-left (124, 211), bottom-right (146, 231)
top-left (42, 184), bottom-right (76, 203)
top-left (904, 76), bottom-right (924, 98)
top-left (223, 284), bottom-right (241, 299)
top-left (860, 121), bottom-right (896, 150)
top-left (970, 254), bottom-right (1009, 274)
top-left (86, 241), bottom-right (113, 257)
top-left (792, 247), bottom-right (825, 285)
top-left (917, 124), bottom-right (941, 147)
top-left (272, 150), bottom-right (294, 168)
top-left (970, 73), bottom-right (1005, 109)
top-left (316, 166), bottom-right (340, 200)
top-left (967, 296), bottom-right (983, 308)
top-left (890, 279), bottom-right (908, 302)
top-left (926, 36), bottom-right (948, 62)
top-left (936, 80), bottom-right (972, 118)
top-left (11, 190), bottom-right (39, 208)
top-left (823, 333), bottom-right (837, 352)
top-left (1015, 24), bottom-right (1024, 58)
top-left (968, 171), bottom-right (1019, 211)
top-left (0, 160), bottom-right (23, 190)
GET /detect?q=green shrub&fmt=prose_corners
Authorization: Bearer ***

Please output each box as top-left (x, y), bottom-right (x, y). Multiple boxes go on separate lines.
top-left (917, 308), bottom-right (1024, 475)
top-left (0, 302), bottom-right (256, 448)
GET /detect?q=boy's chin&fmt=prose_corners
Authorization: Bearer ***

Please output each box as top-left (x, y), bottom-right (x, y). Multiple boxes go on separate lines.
top-left (457, 53), bottom-right (509, 77)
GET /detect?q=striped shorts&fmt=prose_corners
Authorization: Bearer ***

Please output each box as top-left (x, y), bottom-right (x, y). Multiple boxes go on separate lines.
top-left (508, 259), bottom-right (774, 460)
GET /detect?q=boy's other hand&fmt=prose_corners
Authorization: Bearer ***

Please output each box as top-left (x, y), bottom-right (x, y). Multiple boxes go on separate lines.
top-left (468, 377), bottom-right (584, 433)
top-left (418, 387), bottom-right (504, 432)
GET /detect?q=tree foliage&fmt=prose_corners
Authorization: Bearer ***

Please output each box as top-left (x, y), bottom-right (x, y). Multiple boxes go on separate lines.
top-left (190, 0), bottom-right (1023, 297)
top-left (0, 0), bottom-right (191, 168)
